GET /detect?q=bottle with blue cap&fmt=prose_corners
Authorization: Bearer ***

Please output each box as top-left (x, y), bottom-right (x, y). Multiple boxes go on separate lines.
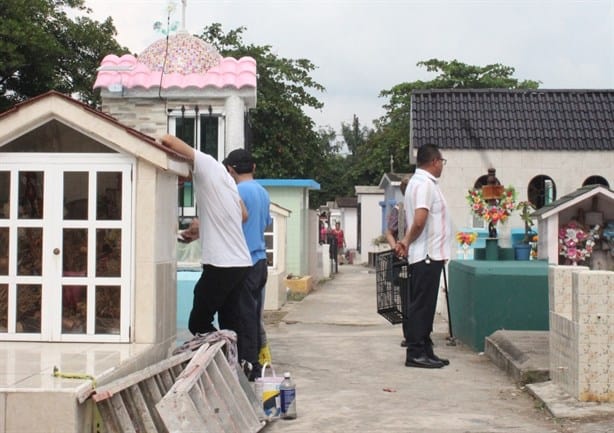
top-left (280, 372), bottom-right (297, 419)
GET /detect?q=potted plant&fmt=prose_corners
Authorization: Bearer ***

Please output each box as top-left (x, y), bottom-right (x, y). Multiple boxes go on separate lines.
top-left (514, 201), bottom-right (536, 260)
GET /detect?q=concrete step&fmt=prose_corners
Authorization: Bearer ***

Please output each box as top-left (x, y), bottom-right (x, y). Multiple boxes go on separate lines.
top-left (484, 330), bottom-right (549, 385)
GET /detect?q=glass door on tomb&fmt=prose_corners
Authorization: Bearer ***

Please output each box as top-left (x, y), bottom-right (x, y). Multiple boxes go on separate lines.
top-left (0, 158), bottom-right (132, 342)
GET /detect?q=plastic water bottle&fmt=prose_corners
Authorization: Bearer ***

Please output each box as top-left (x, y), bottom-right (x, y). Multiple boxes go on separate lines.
top-left (280, 372), bottom-right (297, 419)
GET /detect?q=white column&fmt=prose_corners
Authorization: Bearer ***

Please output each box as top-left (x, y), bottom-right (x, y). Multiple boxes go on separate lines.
top-left (224, 95), bottom-right (245, 155)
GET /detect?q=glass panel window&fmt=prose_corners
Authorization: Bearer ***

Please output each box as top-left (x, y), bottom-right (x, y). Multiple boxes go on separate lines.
top-left (62, 285), bottom-right (87, 334)
top-left (173, 112), bottom-right (220, 217)
top-left (472, 215), bottom-right (485, 229)
top-left (0, 284), bottom-right (7, 332)
top-left (96, 229), bottom-right (121, 277)
top-left (179, 180), bottom-right (193, 207)
top-left (17, 284), bottom-right (41, 333)
top-left (18, 171), bottom-right (44, 219)
top-left (17, 227), bottom-right (42, 276)
top-left (0, 227), bottom-right (8, 275)
top-left (265, 220), bottom-right (275, 267)
top-left (0, 120), bottom-right (116, 153)
top-left (0, 171), bottom-right (9, 218)
top-left (176, 117), bottom-right (195, 147)
top-left (200, 115), bottom-right (218, 158)
top-left (64, 172), bottom-right (88, 220)
top-left (96, 285), bottom-right (120, 334)
top-left (528, 175), bottom-right (557, 209)
top-left (96, 172), bottom-right (122, 220)
top-left (63, 229), bottom-right (87, 277)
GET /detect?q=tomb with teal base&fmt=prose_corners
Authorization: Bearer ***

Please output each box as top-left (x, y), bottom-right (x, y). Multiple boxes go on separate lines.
top-left (447, 259), bottom-right (549, 352)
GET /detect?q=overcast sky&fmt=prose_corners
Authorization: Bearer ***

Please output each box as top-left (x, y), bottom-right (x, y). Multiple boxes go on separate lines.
top-left (83, 0), bottom-right (614, 132)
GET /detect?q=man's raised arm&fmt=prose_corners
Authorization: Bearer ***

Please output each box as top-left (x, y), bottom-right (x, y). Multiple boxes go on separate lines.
top-left (160, 134), bottom-right (195, 162)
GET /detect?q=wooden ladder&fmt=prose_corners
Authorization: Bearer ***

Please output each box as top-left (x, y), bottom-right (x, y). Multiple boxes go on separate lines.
top-left (156, 341), bottom-right (265, 432)
top-left (92, 341), bottom-right (265, 433)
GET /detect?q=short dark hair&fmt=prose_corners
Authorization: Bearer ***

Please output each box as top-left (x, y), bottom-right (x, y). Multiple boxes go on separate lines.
top-left (416, 144), bottom-right (441, 167)
top-left (223, 149), bottom-right (254, 174)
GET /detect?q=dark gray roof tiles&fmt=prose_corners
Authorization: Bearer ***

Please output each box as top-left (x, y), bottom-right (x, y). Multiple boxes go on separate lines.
top-left (411, 89), bottom-right (614, 151)
top-left (335, 196), bottom-right (358, 208)
top-left (532, 184), bottom-right (614, 218)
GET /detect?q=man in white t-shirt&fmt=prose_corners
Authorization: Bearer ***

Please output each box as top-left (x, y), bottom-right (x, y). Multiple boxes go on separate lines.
top-left (396, 143), bottom-right (451, 369)
top-left (160, 134), bottom-right (252, 337)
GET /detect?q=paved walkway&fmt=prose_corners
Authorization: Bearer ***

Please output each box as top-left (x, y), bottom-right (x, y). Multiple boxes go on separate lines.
top-left (261, 264), bottom-right (614, 433)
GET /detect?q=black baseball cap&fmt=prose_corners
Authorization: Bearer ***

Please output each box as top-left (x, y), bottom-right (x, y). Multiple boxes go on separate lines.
top-left (222, 149), bottom-right (254, 174)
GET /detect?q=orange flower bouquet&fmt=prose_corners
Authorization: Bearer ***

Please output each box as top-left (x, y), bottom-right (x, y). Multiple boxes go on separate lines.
top-left (456, 231), bottom-right (478, 247)
top-left (456, 231), bottom-right (478, 259)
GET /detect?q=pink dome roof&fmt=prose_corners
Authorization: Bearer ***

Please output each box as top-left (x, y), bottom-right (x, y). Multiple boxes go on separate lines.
top-left (138, 32), bottom-right (222, 74)
top-left (93, 54), bottom-right (257, 91)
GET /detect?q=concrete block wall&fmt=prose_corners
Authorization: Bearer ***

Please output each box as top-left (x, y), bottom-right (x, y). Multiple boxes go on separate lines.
top-left (549, 265), bottom-right (588, 319)
top-left (573, 270), bottom-right (614, 402)
top-left (549, 265), bottom-right (614, 402)
top-left (549, 309), bottom-right (578, 398)
top-left (102, 99), bottom-right (168, 136)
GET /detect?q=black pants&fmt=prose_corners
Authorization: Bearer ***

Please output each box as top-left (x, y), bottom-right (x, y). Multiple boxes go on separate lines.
top-left (188, 264), bottom-right (249, 336)
top-left (238, 259), bottom-right (268, 365)
top-left (405, 259), bottom-right (444, 359)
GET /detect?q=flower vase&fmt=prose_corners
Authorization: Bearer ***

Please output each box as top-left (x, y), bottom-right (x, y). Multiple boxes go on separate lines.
top-left (485, 238), bottom-right (499, 261)
top-left (462, 243), bottom-right (470, 260)
top-left (488, 222), bottom-right (497, 239)
top-left (513, 243), bottom-right (531, 261)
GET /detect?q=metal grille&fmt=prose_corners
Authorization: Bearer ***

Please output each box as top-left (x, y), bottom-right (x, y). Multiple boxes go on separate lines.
top-left (375, 250), bottom-right (409, 324)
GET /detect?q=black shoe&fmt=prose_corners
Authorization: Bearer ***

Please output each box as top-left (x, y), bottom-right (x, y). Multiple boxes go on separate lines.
top-left (400, 339), bottom-right (407, 347)
top-left (426, 343), bottom-right (449, 365)
top-left (405, 356), bottom-right (444, 369)
top-left (430, 354), bottom-right (450, 366)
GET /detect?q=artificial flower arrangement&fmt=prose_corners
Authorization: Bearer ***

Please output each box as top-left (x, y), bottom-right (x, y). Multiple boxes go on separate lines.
top-left (558, 221), bottom-right (600, 265)
top-left (466, 186), bottom-right (517, 237)
top-left (456, 231), bottom-right (478, 247)
top-left (455, 231), bottom-right (478, 259)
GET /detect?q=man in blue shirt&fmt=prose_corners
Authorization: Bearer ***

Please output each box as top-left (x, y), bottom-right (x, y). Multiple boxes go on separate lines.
top-left (224, 149), bottom-right (273, 380)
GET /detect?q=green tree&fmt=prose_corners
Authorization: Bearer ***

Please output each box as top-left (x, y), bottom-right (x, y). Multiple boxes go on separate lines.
top-left (341, 114), bottom-right (370, 157)
top-left (308, 127), bottom-right (356, 206)
top-left (381, 59), bottom-right (539, 117)
top-left (200, 24), bottom-right (326, 184)
top-left (0, 0), bottom-right (128, 110)
top-left (355, 59), bottom-right (541, 185)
